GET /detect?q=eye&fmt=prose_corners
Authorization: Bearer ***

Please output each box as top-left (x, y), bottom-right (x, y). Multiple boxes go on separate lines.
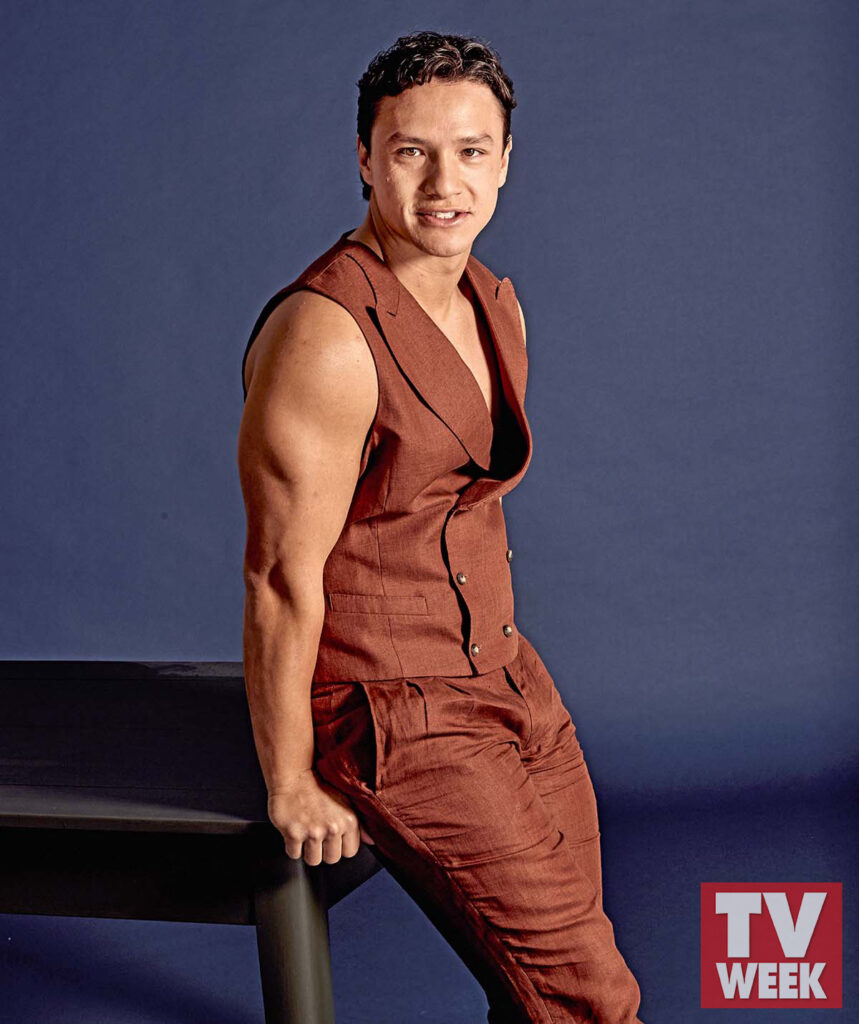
top-left (398, 147), bottom-right (421, 157)
top-left (463, 148), bottom-right (486, 158)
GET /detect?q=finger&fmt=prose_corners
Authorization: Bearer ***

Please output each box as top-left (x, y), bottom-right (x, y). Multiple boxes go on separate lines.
top-left (303, 832), bottom-right (324, 867)
top-left (322, 831), bottom-right (343, 864)
top-left (284, 835), bottom-right (305, 860)
top-left (341, 826), bottom-right (361, 859)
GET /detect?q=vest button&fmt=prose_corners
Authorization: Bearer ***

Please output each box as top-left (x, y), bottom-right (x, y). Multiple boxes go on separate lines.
top-left (470, 643), bottom-right (480, 656)
top-left (502, 624), bottom-right (513, 637)
top-left (506, 548), bottom-right (513, 562)
top-left (456, 572), bottom-right (467, 585)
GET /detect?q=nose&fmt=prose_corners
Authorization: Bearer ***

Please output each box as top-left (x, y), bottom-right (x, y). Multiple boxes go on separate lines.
top-left (422, 152), bottom-right (461, 199)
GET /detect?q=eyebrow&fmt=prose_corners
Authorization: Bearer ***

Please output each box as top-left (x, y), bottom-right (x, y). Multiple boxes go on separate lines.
top-left (386, 131), bottom-right (494, 146)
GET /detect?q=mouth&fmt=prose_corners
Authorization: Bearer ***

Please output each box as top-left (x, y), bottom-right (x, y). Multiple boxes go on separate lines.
top-left (416, 209), bottom-right (470, 226)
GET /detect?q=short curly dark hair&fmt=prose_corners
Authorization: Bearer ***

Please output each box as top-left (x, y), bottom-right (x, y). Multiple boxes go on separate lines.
top-left (356, 30), bottom-right (517, 201)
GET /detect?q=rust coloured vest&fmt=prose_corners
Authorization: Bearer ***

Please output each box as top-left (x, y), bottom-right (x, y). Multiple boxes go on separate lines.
top-left (242, 231), bottom-right (533, 683)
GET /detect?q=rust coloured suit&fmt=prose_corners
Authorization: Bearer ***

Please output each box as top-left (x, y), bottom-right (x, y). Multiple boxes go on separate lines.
top-left (242, 231), bottom-right (644, 1023)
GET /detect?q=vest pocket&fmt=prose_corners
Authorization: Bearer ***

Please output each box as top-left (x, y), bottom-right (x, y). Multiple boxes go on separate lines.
top-left (326, 591), bottom-right (428, 616)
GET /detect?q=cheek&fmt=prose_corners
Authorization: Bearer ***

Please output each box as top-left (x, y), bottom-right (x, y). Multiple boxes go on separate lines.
top-left (467, 165), bottom-right (499, 194)
top-left (473, 175), bottom-right (500, 209)
top-left (380, 173), bottom-right (416, 211)
top-left (372, 163), bottom-right (403, 194)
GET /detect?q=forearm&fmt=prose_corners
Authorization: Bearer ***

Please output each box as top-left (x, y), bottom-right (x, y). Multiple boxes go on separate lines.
top-left (242, 577), bottom-right (325, 793)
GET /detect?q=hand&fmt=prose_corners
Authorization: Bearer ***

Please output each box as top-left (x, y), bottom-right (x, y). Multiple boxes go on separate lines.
top-left (267, 768), bottom-right (376, 865)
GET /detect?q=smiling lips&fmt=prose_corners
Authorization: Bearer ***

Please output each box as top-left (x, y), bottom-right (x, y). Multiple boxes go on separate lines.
top-left (416, 209), bottom-right (470, 225)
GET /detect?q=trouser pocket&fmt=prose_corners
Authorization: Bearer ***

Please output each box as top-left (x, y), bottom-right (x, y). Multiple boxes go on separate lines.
top-left (312, 682), bottom-right (380, 794)
top-left (502, 665), bottom-right (533, 747)
top-left (315, 679), bottom-right (429, 797)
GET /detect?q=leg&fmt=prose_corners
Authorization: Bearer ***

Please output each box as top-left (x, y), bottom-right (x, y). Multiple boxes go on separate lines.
top-left (505, 633), bottom-right (644, 1023)
top-left (311, 665), bottom-right (643, 1023)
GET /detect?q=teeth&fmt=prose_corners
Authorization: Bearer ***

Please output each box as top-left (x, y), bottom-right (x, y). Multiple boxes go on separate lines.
top-left (423, 211), bottom-right (458, 219)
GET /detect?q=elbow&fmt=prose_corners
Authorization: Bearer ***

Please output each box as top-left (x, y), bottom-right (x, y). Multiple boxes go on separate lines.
top-left (243, 551), bottom-right (324, 607)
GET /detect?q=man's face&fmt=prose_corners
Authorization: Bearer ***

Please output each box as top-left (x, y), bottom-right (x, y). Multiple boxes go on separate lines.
top-left (358, 78), bottom-right (511, 258)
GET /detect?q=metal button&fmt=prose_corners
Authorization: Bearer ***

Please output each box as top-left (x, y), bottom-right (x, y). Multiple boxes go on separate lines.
top-left (456, 572), bottom-right (467, 584)
top-left (470, 643), bottom-right (480, 656)
top-left (506, 548), bottom-right (513, 562)
top-left (502, 624), bottom-right (513, 637)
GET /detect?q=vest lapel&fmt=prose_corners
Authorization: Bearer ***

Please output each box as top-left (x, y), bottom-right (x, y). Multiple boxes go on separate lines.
top-left (455, 260), bottom-right (534, 508)
top-left (467, 262), bottom-right (532, 460)
top-left (372, 266), bottom-right (494, 471)
top-left (340, 238), bottom-right (529, 475)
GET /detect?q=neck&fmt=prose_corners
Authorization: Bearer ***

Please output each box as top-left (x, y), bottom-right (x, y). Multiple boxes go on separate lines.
top-left (348, 208), bottom-right (472, 321)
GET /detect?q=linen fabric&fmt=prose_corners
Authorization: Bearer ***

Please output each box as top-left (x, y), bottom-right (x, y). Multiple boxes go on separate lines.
top-left (242, 230), bottom-right (531, 682)
top-left (242, 230), bottom-right (645, 1020)
top-left (311, 632), bottom-right (644, 1023)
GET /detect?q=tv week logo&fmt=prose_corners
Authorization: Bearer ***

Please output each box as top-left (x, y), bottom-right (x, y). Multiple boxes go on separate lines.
top-left (701, 883), bottom-right (842, 1008)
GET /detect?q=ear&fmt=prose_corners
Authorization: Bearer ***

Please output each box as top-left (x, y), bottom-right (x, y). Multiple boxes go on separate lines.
top-left (498, 133), bottom-right (512, 188)
top-left (357, 133), bottom-right (372, 189)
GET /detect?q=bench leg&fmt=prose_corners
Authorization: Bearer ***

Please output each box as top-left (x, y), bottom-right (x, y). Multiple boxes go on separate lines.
top-left (253, 847), bottom-right (335, 1024)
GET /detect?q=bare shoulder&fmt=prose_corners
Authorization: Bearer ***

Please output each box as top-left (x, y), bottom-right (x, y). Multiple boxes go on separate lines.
top-left (238, 288), bottom-right (379, 575)
top-left (238, 287), bottom-right (379, 496)
top-left (243, 289), bottom-right (375, 402)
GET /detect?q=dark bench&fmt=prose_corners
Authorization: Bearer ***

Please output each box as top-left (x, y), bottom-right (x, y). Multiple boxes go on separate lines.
top-left (0, 661), bottom-right (382, 1024)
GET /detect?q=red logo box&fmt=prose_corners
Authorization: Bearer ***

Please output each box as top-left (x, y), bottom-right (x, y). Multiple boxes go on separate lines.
top-left (701, 883), bottom-right (842, 1008)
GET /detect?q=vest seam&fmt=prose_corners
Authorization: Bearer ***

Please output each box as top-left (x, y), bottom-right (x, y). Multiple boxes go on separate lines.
top-left (371, 515), bottom-right (406, 676)
top-left (302, 251), bottom-right (359, 291)
top-left (387, 614), bottom-right (406, 678)
top-left (371, 515), bottom-right (385, 594)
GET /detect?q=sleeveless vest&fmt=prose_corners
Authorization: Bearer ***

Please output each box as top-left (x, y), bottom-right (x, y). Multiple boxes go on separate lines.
top-left (242, 230), bottom-right (533, 683)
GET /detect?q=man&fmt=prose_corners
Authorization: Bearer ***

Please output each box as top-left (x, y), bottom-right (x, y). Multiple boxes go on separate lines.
top-left (238, 30), bottom-right (645, 1024)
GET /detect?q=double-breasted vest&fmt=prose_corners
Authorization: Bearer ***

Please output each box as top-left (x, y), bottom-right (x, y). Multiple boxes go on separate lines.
top-left (242, 230), bottom-right (533, 683)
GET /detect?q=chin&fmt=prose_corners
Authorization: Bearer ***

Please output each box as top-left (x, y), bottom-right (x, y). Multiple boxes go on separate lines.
top-left (420, 238), bottom-right (467, 257)
top-left (412, 228), bottom-right (474, 258)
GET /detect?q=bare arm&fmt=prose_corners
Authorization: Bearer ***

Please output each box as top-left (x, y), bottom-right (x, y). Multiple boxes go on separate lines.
top-left (237, 289), bottom-right (377, 861)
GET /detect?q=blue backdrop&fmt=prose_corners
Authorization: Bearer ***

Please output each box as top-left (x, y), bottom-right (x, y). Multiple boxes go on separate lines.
top-left (1, 2), bottom-right (856, 1022)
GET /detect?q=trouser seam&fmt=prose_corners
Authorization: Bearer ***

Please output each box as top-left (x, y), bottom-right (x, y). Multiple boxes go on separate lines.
top-left (361, 779), bottom-right (556, 1024)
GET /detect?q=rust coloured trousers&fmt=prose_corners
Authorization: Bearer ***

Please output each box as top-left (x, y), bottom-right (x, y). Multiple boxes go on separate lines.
top-left (310, 632), bottom-right (644, 1023)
